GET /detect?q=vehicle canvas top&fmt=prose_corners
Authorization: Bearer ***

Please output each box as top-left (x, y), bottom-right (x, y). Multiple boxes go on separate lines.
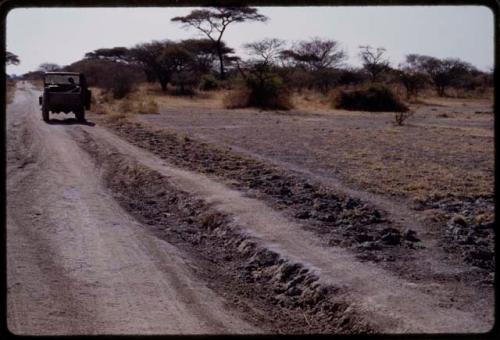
top-left (44, 72), bottom-right (80, 75)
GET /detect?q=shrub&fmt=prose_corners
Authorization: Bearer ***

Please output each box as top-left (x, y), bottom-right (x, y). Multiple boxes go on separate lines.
top-left (393, 111), bottom-right (414, 126)
top-left (224, 71), bottom-right (293, 110)
top-left (311, 68), bottom-right (341, 94)
top-left (223, 88), bottom-right (251, 109)
top-left (199, 74), bottom-right (220, 91)
top-left (337, 68), bottom-right (370, 87)
top-left (111, 72), bottom-right (135, 99)
top-left (333, 84), bottom-right (409, 112)
top-left (398, 70), bottom-right (429, 99)
top-left (170, 70), bottom-right (200, 95)
top-left (277, 67), bottom-right (314, 93)
top-left (246, 73), bottom-right (293, 110)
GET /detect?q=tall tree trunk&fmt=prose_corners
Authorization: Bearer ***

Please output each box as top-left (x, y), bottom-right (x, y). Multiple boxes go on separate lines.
top-left (159, 75), bottom-right (168, 92)
top-left (216, 44), bottom-right (225, 80)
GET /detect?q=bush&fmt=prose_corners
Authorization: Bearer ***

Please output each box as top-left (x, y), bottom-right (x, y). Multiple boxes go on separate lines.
top-left (393, 111), bottom-right (414, 126)
top-left (312, 68), bottom-right (341, 94)
top-left (170, 70), bottom-right (200, 95)
top-left (223, 88), bottom-right (251, 109)
top-left (247, 73), bottom-right (293, 110)
top-left (277, 67), bottom-right (314, 93)
top-left (111, 72), bottom-right (135, 99)
top-left (333, 84), bottom-right (409, 112)
top-left (199, 74), bottom-right (220, 91)
top-left (337, 68), bottom-right (370, 87)
top-left (224, 72), bottom-right (293, 110)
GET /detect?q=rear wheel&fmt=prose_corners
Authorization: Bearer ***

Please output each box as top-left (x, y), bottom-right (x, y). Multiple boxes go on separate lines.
top-left (42, 105), bottom-right (49, 122)
top-left (75, 108), bottom-right (85, 122)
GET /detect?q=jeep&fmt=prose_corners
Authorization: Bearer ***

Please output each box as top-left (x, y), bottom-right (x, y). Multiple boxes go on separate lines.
top-left (39, 72), bottom-right (91, 122)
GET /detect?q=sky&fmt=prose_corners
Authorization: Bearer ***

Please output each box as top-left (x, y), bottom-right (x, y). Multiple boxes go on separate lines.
top-left (5, 6), bottom-right (495, 75)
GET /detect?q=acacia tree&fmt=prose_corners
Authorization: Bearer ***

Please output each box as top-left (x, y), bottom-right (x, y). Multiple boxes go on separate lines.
top-left (280, 38), bottom-right (346, 93)
top-left (180, 39), bottom-right (234, 74)
top-left (281, 38), bottom-right (346, 71)
top-left (405, 54), bottom-right (475, 96)
top-left (6, 51), bottom-right (20, 65)
top-left (157, 45), bottom-right (198, 94)
top-left (398, 68), bottom-right (429, 99)
top-left (358, 45), bottom-right (390, 82)
top-left (171, 6), bottom-right (268, 79)
top-left (244, 38), bottom-right (285, 66)
top-left (84, 47), bottom-right (130, 63)
top-left (397, 55), bottom-right (429, 99)
top-left (129, 40), bottom-right (174, 91)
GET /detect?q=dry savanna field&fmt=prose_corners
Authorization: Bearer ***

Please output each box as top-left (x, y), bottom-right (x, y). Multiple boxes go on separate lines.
top-left (93, 83), bottom-right (494, 204)
top-left (87, 81), bottom-right (494, 275)
top-left (8, 78), bottom-right (494, 334)
top-left (6, 5), bottom-right (495, 335)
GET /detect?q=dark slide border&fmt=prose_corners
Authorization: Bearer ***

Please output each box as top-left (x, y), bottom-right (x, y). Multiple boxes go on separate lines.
top-left (0, 0), bottom-right (498, 339)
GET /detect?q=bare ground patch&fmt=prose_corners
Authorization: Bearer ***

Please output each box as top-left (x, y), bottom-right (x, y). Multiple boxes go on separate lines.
top-left (89, 114), bottom-right (493, 278)
top-left (97, 117), bottom-right (424, 261)
top-left (123, 96), bottom-right (493, 273)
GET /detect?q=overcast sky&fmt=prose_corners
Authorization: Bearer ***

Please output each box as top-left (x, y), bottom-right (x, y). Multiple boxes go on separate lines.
top-left (6, 6), bottom-right (494, 75)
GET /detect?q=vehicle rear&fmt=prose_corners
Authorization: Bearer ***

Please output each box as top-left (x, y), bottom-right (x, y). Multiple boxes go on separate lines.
top-left (46, 91), bottom-right (82, 113)
top-left (40, 72), bottom-right (91, 122)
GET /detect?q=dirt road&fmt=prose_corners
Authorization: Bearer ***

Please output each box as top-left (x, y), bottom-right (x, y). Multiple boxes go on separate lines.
top-left (6, 83), bottom-right (494, 334)
top-left (7, 83), bottom-right (258, 335)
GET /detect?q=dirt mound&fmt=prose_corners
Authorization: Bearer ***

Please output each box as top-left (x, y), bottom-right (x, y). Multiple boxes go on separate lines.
top-left (102, 119), bottom-right (422, 265)
top-left (76, 130), bottom-right (376, 334)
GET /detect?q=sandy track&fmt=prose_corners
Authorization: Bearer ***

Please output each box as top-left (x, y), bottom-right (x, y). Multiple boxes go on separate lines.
top-left (6, 83), bottom-right (258, 335)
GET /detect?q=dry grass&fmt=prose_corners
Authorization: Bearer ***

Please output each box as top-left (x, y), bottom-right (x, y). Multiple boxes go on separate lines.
top-left (93, 82), bottom-right (492, 117)
top-left (89, 86), bottom-right (159, 119)
top-left (223, 88), bottom-right (251, 109)
top-left (141, 83), bottom-right (226, 110)
top-left (135, 95), bottom-right (493, 204)
top-left (91, 82), bottom-right (493, 203)
top-left (329, 124), bottom-right (493, 200)
top-left (415, 96), bottom-right (492, 107)
top-left (111, 84), bottom-right (337, 113)
top-left (292, 90), bottom-right (334, 113)
top-left (89, 85), bottom-right (494, 201)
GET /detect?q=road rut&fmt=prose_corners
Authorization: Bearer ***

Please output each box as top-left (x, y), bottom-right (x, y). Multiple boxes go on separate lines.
top-left (7, 83), bottom-right (258, 335)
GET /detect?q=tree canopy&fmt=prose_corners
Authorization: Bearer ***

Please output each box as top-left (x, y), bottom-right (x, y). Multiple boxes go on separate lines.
top-left (404, 54), bottom-right (476, 96)
top-left (6, 51), bottom-right (20, 66)
top-left (172, 6), bottom-right (268, 79)
top-left (358, 45), bottom-right (391, 82)
top-left (281, 38), bottom-right (346, 71)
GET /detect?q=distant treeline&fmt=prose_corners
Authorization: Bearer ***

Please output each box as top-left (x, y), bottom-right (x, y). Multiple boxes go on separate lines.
top-left (19, 6), bottom-right (492, 104)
